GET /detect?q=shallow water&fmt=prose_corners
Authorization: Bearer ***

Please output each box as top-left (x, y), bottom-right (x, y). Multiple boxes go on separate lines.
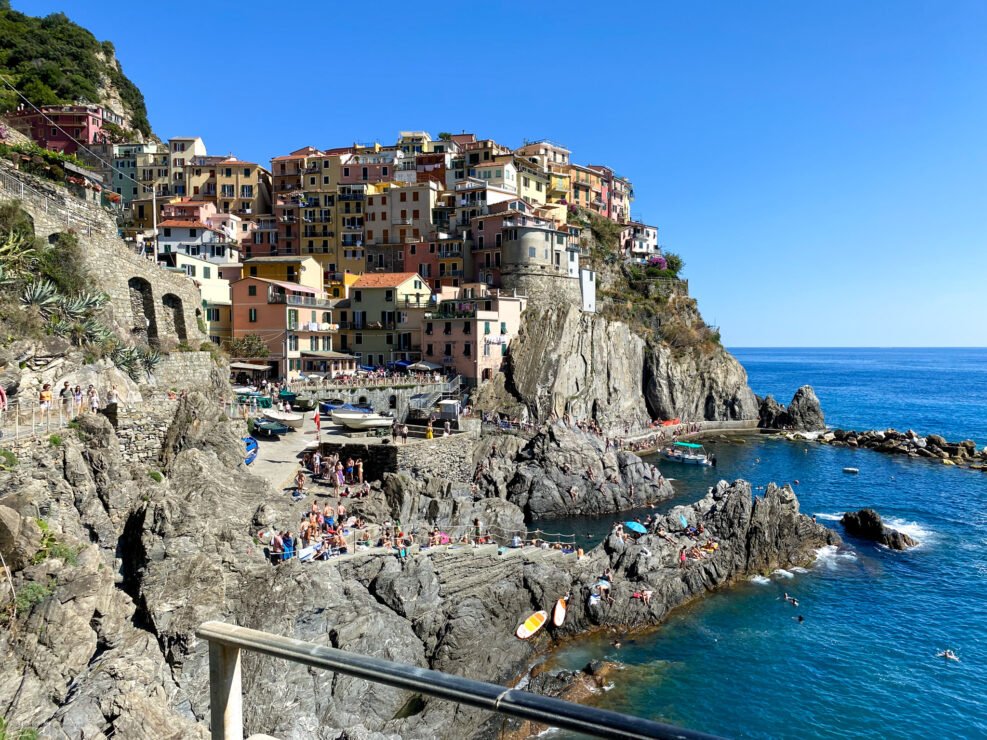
top-left (545, 348), bottom-right (987, 738)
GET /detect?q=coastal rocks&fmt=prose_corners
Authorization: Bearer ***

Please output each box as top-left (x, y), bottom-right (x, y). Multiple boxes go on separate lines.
top-left (643, 342), bottom-right (759, 423)
top-left (840, 509), bottom-right (918, 550)
top-left (821, 428), bottom-right (987, 470)
top-left (486, 301), bottom-right (759, 434)
top-left (476, 424), bottom-right (673, 519)
top-left (758, 385), bottom-right (826, 431)
top-left (502, 302), bottom-right (651, 432)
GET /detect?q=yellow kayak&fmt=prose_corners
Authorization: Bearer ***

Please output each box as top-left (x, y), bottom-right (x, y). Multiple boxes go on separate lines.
top-left (516, 610), bottom-right (549, 639)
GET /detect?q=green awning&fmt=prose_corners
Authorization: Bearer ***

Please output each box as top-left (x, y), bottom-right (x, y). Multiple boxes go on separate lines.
top-left (673, 442), bottom-right (703, 448)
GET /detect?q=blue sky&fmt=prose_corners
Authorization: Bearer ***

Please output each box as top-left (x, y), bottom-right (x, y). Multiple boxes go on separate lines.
top-left (17, 1), bottom-right (987, 346)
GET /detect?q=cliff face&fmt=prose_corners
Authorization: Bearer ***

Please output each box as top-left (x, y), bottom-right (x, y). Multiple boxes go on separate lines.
top-left (490, 299), bottom-right (757, 433)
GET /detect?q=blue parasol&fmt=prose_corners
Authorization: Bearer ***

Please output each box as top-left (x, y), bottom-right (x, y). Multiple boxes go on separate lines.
top-left (679, 514), bottom-right (689, 528)
top-left (624, 521), bottom-right (647, 535)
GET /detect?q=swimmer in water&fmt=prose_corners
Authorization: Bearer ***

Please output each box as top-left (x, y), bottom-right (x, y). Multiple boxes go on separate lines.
top-left (796, 615), bottom-right (805, 624)
top-left (612, 640), bottom-right (622, 649)
top-left (937, 649), bottom-right (959, 662)
top-left (783, 593), bottom-right (799, 607)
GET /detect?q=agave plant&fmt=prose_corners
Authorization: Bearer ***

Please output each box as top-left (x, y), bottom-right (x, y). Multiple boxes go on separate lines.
top-left (0, 264), bottom-right (16, 286)
top-left (137, 347), bottom-right (162, 376)
top-left (20, 279), bottom-right (60, 316)
top-left (0, 229), bottom-right (45, 278)
top-left (47, 317), bottom-right (74, 337)
top-left (80, 318), bottom-right (113, 347)
top-left (111, 344), bottom-right (143, 382)
top-left (58, 295), bottom-right (91, 321)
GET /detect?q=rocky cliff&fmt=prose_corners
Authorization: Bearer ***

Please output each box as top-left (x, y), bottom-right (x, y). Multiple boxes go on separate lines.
top-left (0, 391), bottom-right (840, 739)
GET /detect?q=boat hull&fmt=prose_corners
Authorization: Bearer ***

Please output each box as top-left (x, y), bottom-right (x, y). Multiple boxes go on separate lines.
top-left (262, 410), bottom-right (304, 429)
top-left (661, 451), bottom-right (712, 466)
top-left (331, 411), bottom-right (394, 430)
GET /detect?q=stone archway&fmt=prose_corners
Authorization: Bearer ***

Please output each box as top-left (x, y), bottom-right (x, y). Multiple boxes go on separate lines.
top-left (162, 293), bottom-right (187, 343)
top-left (128, 276), bottom-right (159, 347)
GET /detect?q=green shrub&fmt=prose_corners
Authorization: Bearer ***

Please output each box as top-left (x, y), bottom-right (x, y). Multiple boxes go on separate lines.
top-left (147, 470), bottom-right (162, 483)
top-left (48, 434), bottom-right (62, 447)
top-left (0, 448), bottom-right (17, 470)
top-left (14, 578), bottom-right (55, 615)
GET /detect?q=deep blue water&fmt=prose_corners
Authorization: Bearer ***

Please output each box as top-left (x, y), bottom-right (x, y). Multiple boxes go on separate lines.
top-left (547, 348), bottom-right (987, 739)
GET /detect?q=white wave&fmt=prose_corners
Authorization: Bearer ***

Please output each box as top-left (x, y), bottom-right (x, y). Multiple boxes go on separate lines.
top-left (750, 575), bottom-right (771, 585)
top-left (772, 568), bottom-right (795, 579)
top-left (883, 517), bottom-right (932, 543)
top-left (814, 544), bottom-right (858, 569)
top-left (814, 512), bottom-right (843, 522)
top-left (791, 566), bottom-right (809, 573)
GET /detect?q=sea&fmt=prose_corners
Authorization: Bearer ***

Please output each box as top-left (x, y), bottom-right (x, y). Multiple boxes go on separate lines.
top-left (545, 348), bottom-right (987, 739)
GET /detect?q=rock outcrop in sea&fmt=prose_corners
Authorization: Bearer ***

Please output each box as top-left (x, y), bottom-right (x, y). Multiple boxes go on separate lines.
top-left (840, 508), bottom-right (918, 550)
top-left (812, 428), bottom-right (987, 470)
top-left (758, 385), bottom-right (826, 431)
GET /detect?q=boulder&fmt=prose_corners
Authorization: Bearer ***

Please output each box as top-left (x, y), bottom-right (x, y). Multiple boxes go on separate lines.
top-left (840, 508), bottom-right (918, 550)
top-left (757, 385), bottom-right (825, 432)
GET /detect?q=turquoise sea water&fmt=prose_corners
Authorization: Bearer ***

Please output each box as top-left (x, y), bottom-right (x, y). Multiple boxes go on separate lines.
top-left (548, 348), bottom-right (987, 739)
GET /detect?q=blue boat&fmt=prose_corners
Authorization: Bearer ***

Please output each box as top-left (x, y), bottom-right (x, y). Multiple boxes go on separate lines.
top-left (243, 436), bottom-right (259, 465)
top-left (319, 401), bottom-right (372, 415)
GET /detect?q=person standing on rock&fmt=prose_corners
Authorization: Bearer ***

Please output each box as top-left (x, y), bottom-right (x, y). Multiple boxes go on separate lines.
top-left (86, 385), bottom-right (100, 413)
top-left (401, 424), bottom-right (409, 444)
top-left (58, 381), bottom-right (71, 412)
top-left (38, 383), bottom-right (53, 414)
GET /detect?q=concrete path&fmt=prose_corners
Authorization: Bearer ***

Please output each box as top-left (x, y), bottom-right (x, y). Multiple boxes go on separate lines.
top-left (248, 414), bottom-right (321, 492)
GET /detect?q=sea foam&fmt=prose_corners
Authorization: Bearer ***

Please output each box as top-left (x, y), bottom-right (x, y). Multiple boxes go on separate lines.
top-left (883, 517), bottom-right (933, 543)
top-left (750, 575), bottom-right (771, 585)
top-left (772, 568), bottom-right (795, 579)
top-left (814, 544), bottom-right (858, 570)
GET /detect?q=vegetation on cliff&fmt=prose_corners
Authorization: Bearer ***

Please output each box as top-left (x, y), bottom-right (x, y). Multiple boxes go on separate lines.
top-left (0, 1), bottom-right (151, 136)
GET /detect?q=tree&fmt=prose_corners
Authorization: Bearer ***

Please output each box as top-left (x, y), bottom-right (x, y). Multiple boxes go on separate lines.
top-left (225, 335), bottom-right (270, 358)
top-left (663, 251), bottom-right (685, 276)
top-left (437, 132), bottom-right (453, 141)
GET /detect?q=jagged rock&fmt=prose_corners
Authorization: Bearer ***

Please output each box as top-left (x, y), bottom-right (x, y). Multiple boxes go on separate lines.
top-left (477, 424), bottom-right (673, 519)
top-left (840, 508), bottom-right (918, 550)
top-left (757, 385), bottom-right (826, 431)
top-left (0, 504), bottom-right (42, 571)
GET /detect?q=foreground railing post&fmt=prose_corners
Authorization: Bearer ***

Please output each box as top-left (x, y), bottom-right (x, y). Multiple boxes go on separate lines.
top-left (208, 640), bottom-right (244, 740)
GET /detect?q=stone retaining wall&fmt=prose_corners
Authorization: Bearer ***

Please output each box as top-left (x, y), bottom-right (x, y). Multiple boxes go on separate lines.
top-left (395, 432), bottom-right (478, 483)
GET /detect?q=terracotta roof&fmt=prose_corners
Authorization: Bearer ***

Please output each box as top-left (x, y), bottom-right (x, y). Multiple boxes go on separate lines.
top-left (352, 272), bottom-right (423, 289)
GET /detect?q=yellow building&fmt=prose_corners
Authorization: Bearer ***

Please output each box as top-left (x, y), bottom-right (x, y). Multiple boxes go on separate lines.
top-left (567, 163), bottom-right (605, 214)
top-left (241, 256), bottom-right (323, 290)
top-left (515, 157), bottom-right (549, 206)
top-left (335, 272), bottom-right (434, 366)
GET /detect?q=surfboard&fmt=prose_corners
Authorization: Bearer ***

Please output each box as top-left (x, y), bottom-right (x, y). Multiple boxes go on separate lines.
top-left (516, 610), bottom-right (549, 639)
top-left (553, 597), bottom-right (568, 627)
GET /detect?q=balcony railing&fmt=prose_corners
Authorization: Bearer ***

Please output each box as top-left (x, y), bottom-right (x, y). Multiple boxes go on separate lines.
top-left (338, 192), bottom-right (364, 201)
top-left (392, 217), bottom-right (412, 225)
top-left (268, 291), bottom-right (333, 308)
top-left (196, 621), bottom-right (709, 740)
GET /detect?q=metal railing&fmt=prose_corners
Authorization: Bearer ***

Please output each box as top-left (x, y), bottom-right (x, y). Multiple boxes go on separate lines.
top-left (0, 166), bottom-right (100, 236)
top-left (196, 621), bottom-right (716, 740)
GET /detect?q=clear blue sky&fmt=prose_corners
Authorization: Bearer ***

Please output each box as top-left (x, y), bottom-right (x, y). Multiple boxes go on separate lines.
top-left (17, 1), bottom-right (987, 346)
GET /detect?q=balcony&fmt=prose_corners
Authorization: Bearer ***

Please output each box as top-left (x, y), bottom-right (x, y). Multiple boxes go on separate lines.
top-left (338, 192), bottom-right (364, 201)
top-left (340, 321), bottom-right (399, 331)
top-left (391, 217), bottom-right (412, 225)
top-left (342, 223), bottom-right (363, 232)
top-left (268, 291), bottom-right (333, 308)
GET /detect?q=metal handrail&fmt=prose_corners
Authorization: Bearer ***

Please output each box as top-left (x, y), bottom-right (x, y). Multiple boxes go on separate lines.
top-left (196, 621), bottom-right (718, 740)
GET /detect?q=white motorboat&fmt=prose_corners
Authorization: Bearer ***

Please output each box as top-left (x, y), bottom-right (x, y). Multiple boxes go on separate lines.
top-left (262, 409), bottom-right (305, 429)
top-left (660, 441), bottom-right (713, 466)
top-left (331, 410), bottom-right (395, 430)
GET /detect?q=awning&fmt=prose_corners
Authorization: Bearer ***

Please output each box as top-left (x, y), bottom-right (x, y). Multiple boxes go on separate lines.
top-left (408, 361), bottom-right (442, 371)
top-left (359, 364), bottom-right (376, 372)
top-left (230, 362), bottom-right (271, 371)
top-left (673, 442), bottom-right (703, 449)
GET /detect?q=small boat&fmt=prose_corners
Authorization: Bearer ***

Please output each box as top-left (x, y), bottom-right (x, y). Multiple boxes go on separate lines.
top-left (262, 409), bottom-right (304, 429)
top-left (243, 436), bottom-right (258, 465)
top-left (253, 421), bottom-right (291, 437)
top-left (553, 596), bottom-right (568, 627)
top-left (320, 400), bottom-right (368, 415)
top-left (293, 397), bottom-right (316, 411)
top-left (331, 410), bottom-right (395, 430)
top-left (516, 610), bottom-right (549, 639)
top-left (843, 467), bottom-right (860, 474)
top-left (661, 441), bottom-right (713, 466)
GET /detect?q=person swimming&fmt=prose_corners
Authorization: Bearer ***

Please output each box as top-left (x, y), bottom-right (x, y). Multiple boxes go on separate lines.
top-left (937, 649), bottom-right (959, 662)
top-left (784, 593), bottom-right (799, 607)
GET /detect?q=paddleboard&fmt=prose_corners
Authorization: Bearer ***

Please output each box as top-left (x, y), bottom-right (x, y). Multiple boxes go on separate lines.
top-left (516, 610), bottom-right (549, 639)
top-left (553, 597), bottom-right (568, 627)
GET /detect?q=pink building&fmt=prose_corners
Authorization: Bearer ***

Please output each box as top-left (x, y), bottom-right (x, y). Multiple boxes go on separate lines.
top-left (9, 104), bottom-right (125, 155)
top-left (421, 284), bottom-right (526, 385)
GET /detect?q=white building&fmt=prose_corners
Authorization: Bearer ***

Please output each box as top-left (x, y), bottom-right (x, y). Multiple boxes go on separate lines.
top-left (157, 220), bottom-right (241, 265)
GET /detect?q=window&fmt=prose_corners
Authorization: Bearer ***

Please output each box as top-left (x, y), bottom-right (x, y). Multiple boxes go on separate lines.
top-left (185, 265), bottom-right (197, 277)
top-left (163, 228), bottom-right (172, 237)
top-left (247, 285), bottom-right (257, 296)
top-left (382, 166), bottom-right (388, 176)
top-left (444, 343), bottom-right (453, 356)
top-left (484, 321), bottom-right (491, 335)
top-left (426, 343), bottom-right (433, 356)
top-left (249, 267), bottom-right (257, 276)
top-left (385, 290), bottom-right (394, 302)
top-left (412, 210), bottom-right (420, 220)
top-left (412, 191), bottom-right (419, 201)
top-left (528, 247), bottom-right (536, 258)
top-left (248, 308), bottom-right (257, 322)
top-left (343, 167), bottom-right (349, 176)
top-left (354, 290), bottom-right (362, 302)
top-left (400, 192), bottom-right (407, 202)
top-left (444, 322), bottom-right (452, 335)
top-left (355, 333), bottom-right (363, 345)
top-left (463, 343), bottom-right (471, 357)
top-left (463, 322), bottom-right (471, 335)
top-left (425, 322), bottom-right (433, 335)
top-left (500, 322), bottom-right (507, 334)
top-left (203, 266), bottom-right (211, 279)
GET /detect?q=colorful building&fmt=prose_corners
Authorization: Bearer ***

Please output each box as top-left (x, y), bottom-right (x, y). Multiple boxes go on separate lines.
top-left (335, 273), bottom-right (433, 367)
top-left (9, 103), bottom-right (125, 154)
top-left (422, 284), bottom-right (526, 384)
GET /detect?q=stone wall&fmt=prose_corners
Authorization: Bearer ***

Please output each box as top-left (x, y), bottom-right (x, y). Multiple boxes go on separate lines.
top-left (501, 269), bottom-right (580, 307)
top-left (299, 382), bottom-right (450, 422)
top-left (316, 441), bottom-right (398, 485)
top-left (114, 403), bottom-right (177, 465)
top-left (152, 352), bottom-right (223, 393)
top-left (395, 431), bottom-right (478, 483)
top-left (0, 162), bottom-right (207, 350)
